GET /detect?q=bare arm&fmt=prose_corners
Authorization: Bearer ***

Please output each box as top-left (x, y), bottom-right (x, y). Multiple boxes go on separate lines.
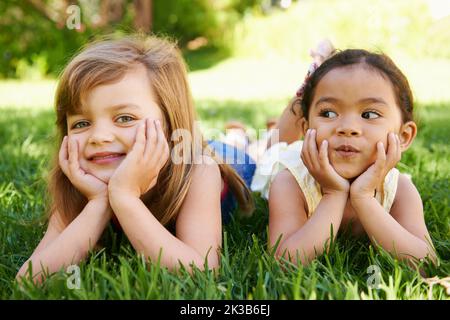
top-left (16, 198), bottom-right (112, 283)
top-left (351, 174), bottom-right (437, 263)
top-left (269, 129), bottom-right (351, 265)
top-left (269, 170), bottom-right (347, 265)
top-left (109, 159), bottom-right (222, 272)
top-left (349, 134), bottom-right (436, 263)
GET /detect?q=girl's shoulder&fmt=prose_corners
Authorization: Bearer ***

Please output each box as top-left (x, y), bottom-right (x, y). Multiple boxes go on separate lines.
top-left (190, 155), bottom-right (222, 188)
top-left (269, 168), bottom-right (309, 212)
top-left (390, 172), bottom-right (423, 219)
top-left (175, 155), bottom-right (222, 230)
top-left (251, 140), bottom-right (305, 199)
top-left (394, 172), bottom-right (421, 203)
top-left (193, 154), bottom-right (221, 174)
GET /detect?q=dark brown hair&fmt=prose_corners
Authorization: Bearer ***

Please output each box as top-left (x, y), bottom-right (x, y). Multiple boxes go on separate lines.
top-left (290, 49), bottom-right (414, 123)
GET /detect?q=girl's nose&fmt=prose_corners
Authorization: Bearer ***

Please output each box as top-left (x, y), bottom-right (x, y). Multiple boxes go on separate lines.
top-left (88, 125), bottom-right (114, 145)
top-left (336, 118), bottom-right (362, 137)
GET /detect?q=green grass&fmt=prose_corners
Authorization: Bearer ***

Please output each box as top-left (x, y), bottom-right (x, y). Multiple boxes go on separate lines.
top-left (0, 100), bottom-right (448, 300)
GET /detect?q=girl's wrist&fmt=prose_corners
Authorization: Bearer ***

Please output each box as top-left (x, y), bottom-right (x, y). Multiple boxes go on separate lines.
top-left (86, 196), bottom-right (113, 218)
top-left (87, 195), bottom-right (109, 204)
top-left (323, 191), bottom-right (348, 202)
top-left (108, 187), bottom-right (141, 209)
top-left (350, 184), bottom-right (376, 198)
top-left (108, 187), bottom-right (139, 198)
top-left (350, 191), bottom-right (376, 204)
top-left (322, 187), bottom-right (349, 197)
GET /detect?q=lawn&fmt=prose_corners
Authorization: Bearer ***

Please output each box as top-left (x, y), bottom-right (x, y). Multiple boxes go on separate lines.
top-left (0, 91), bottom-right (449, 299)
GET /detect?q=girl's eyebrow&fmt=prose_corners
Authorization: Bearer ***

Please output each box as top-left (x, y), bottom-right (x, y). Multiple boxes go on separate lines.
top-left (315, 97), bottom-right (339, 106)
top-left (68, 103), bottom-right (141, 116)
top-left (106, 103), bottom-right (141, 112)
top-left (314, 97), bottom-right (388, 106)
top-left (357, 97), bottom-right (388, 105)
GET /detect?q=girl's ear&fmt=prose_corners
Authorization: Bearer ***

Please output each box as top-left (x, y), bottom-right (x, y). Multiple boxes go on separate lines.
top-left (399, 121), bottom-right (417, 152)
top-left (300, 118), bottom-right (309, 136)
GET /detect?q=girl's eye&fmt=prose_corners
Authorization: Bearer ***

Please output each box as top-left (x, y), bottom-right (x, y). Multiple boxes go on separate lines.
top-left (116, 115), bottom-right (135, 123)
top-left (72, 121), bottom-right (89, 129)
top-left (320, 110), bottom-right (338, 118)
top-left (362, 111), bottom-right (380, 119)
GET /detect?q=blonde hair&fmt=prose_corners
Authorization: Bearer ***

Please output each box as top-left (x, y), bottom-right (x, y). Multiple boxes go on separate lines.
top-left (49, 34), bottom-right (254, 228)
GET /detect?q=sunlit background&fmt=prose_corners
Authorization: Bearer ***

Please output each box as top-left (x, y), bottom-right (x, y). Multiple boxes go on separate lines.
top-left (1, 0), bottom-right (449, 112)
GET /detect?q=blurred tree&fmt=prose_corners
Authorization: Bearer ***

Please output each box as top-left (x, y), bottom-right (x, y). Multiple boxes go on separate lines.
top-left (25, 0), bottom-right (76, 27)
top-left (100, 0), bottom-right (126, 26)
top-left (0, 0), bottom-right (262, 78)
top-left (231, 0), bottom-right (265, 15)
top-left (134, 0), bottom-right (152, 33)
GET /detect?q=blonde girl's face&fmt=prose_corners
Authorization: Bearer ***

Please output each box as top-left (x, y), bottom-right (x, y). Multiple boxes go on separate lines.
top-left (66, 64), bottom-right (164, 183)
top-left (306, 65), bottom-right (403, 179)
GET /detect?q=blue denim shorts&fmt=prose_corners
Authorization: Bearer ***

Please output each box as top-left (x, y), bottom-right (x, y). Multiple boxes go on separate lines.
top-left (207, 140), bottom-right (256, 224)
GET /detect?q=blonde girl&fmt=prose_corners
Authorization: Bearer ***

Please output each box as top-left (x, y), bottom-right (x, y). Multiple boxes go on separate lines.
top-left (16, 34), bottom-right (254, 283)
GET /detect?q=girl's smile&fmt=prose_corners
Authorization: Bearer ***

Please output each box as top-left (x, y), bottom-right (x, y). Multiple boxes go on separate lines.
top-left (88, 152), bottom-right (127, 165)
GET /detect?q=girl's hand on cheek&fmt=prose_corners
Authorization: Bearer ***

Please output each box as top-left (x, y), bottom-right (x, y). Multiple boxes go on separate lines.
top-left (108, 118), bottom-right (170, 199)
top-left (301, 129), bottom-right (350, 195)
top-left (59, 135), bottom-right (108, 201)
top-left (350, 132), bottom-right (401, 201)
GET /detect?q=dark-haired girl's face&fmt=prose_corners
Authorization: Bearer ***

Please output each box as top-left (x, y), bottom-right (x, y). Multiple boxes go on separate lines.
top-left (305, 65), bottom-right (403, 179)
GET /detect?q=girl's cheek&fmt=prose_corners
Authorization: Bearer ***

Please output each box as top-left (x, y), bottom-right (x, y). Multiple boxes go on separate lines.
top-left (374, 133), bottom-right (390, 155)
top-left (314, 130), bottom-right (328, 146)
top-left (78, 158), bottom-right (90, 173)
top-left (77, 139), bottom-right (87, 155)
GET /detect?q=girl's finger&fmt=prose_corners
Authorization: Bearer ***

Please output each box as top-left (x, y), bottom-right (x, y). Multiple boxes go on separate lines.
top-left (162, 137), bottom-right (170, 165)
top-left (154, 119), bottom-right (161, 145)
top-left (396, 134), bottom-right (401, 162)
top-left (386, 132), bottom-right (398, 169)
top-left (374, 141), bottom-right (387, 174)
top-left (386, 132), bottom-right (395, 157)
top-left (318, 139), bottom-right (331, 170)
top-left (132, 121), bottom-right (146, 156)
top-left (301, 129), bottom-right (313, 168)
top-left (67, 136), bottom-right (73, 159)
top-left (142, 119), bottom-right (156, 160)
top-left (147, 118), bottom-right (158, 150)
top-left (155, 120), bottom-right (170, 167)
top-left (308, 129), bottom-right (320, 171)
top-left (59, 136), bottom-right (69, 175)
top-left (153, 120), bottom-right (164, 152)
top-left (68, 136), bottom-right (78, 171)
top-left (300, 129), bottom-right (308, 161)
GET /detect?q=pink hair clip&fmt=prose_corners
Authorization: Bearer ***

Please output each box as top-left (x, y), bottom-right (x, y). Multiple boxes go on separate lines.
top-left (296, 39), bottom-right (335, 98)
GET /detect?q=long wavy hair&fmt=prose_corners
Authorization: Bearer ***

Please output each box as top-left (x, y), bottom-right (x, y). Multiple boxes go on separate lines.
top-left (48, 34), bottom-right (254, 229)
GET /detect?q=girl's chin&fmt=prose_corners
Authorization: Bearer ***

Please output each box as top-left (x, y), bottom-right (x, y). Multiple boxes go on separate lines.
top-left (331, 159), bottom-right (375, 180)
top-left (97, 175), bottom-right (111, 183)
top-left (84, 169), bottom-right (113, 184)
top-left (334, 167), bottom-right (365, 180)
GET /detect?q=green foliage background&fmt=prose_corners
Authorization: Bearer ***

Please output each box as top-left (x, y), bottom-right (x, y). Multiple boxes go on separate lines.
top-left (2, 0), bottom-right (450, 79)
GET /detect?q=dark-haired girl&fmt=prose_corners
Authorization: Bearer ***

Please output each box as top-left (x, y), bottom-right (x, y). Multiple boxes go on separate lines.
top-left (252, 41), bottom-right (437, 265)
